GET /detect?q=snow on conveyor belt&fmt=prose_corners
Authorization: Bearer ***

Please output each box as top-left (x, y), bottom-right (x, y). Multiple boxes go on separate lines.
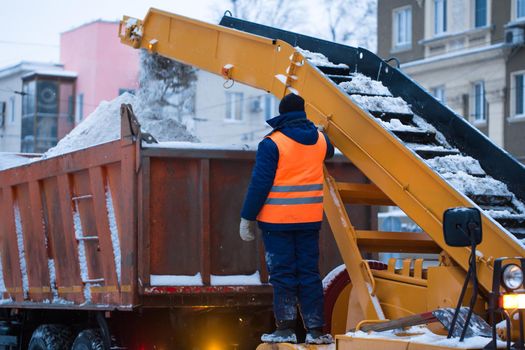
top-left (303, 51), bottom-right (525, 244)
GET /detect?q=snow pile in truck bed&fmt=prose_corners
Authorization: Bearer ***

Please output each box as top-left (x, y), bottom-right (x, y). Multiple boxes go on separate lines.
top-left (0, 153), bottom-right (31, 170)
top-left (296, 47), bottom-right (348, 68)
top-left (350, 95), bottom-right (412, 114)
top-left (43, 93), bottom-right (197, 158)
top-left (339, 74), bottom-right (392, 96)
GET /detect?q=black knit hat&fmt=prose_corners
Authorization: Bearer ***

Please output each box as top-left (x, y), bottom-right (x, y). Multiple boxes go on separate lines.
top-left (279, 93), bottom-right (305, 114)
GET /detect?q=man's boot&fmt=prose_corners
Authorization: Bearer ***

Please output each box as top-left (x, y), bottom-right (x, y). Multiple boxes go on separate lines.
top-left (260, 320), bottom-right (297, 343)
top-left (305, 328), bottom-right (334, 344)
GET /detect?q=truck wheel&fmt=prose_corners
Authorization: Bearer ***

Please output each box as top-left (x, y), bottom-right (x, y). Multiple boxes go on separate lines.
top-left (71, 329), bottom-right (104, 350)
top-left (28, 325), bottom-right (73, 350)
top-left (323, 261), bottom-right (388, 335)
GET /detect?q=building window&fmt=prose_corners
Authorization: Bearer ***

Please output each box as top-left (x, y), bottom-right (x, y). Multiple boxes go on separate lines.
top-left (434, 0), bottom-right (447, 35)
top-left (514, 73), bottom-right (524, 117)
top-left (472, 81), bottom-right (486, 122)
top-left (67, 96), bottom-right (74, 123)
top-left (0, 102), bottom-right (5, 128)
top-left (518, 0), bottom-right (525, 18)
top-left (393, 6), bottom-right (412, 49)
top-left (225, 92), bottom-right (243, 121)
top-left (20, 78), bottom-right (74, 153)
top-left (475, 0), bottom-right (487, 27)
top-left (431, 86), bottom-right (446, 103)
top-left (9, 96), bottom-right (15, 123)
top-left (264, 95), bottom-right (279, 121)
top-left (76, 93), bottom-right (84, 122)
top-left (119, 88), bottom-right (135, 95)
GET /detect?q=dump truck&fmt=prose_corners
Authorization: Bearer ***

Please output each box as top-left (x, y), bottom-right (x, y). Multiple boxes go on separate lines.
top-left (0, 105), bottom-right (370, 349)
top-left (1, 7), bottom-right (525, 350)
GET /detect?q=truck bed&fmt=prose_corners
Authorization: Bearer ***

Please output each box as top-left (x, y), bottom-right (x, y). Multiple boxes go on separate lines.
top-left (0, 112), bottom-right (371, 310)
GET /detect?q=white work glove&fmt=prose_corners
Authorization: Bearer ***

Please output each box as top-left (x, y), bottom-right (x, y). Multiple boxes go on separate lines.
top-left (239, 218), bottom-right (256, 241)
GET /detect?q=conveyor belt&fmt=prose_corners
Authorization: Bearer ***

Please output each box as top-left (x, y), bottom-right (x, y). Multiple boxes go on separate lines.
top-left (219, 14), bottom-right (525, 244)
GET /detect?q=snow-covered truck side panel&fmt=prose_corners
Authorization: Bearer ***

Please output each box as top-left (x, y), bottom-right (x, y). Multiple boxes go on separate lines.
top-left (0, 134), bottom-right (136, 307)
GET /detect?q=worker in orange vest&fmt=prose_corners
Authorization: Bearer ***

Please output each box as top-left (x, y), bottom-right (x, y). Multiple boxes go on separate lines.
top-left (240, 93), bottom-right (334, 344)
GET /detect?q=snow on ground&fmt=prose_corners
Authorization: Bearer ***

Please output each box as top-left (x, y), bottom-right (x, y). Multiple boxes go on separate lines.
top-left (0, 153), bottom-right (31, 170)
top-left (43, 92), bottom-right (197, 158)
top-left (348, 325), bottom-right (504, 349)
top-left (296, 47), bottom-right (348, 68)
top-left (350, 95), bottom-right (412, 114)
top-left (339, 73), bottom-right (392, 96)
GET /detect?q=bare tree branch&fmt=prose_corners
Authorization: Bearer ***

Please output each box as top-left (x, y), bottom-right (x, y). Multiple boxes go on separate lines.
top-left (215, 0), bottom-right (306, 31)
top-left (319, 0), bottom-right (377, 51)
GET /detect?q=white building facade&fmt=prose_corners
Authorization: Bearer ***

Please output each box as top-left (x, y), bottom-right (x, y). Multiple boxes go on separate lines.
top-left (192, 71), bottom-right (279, 145)
top-left (0, 62), bottom-right (66, 153)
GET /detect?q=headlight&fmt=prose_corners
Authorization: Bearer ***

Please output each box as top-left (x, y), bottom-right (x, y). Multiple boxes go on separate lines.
top-left (502, 264), bottom-right (524, 290)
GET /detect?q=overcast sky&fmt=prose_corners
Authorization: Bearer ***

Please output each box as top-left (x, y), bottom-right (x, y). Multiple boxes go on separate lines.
top-left (0, 0), bottom-right (375, 68)
top-left (0, 0), bottom-right (220, 67)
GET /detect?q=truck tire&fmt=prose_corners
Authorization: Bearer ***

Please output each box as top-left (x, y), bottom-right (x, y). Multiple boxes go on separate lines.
top-left (323, 261), bottom-right (388, 335)
top-left (28, 325), bottom-right (73, 350)
top-left (71, 329), bottom-right (104, 350)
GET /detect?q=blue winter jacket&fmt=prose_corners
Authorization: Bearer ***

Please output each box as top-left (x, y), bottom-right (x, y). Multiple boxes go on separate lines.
top-left (241, 111), bottom-right (335, 231)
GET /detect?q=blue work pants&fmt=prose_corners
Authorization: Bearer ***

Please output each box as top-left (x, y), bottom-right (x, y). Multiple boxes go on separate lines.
top-left (262, 229), bottom-right (324, 330)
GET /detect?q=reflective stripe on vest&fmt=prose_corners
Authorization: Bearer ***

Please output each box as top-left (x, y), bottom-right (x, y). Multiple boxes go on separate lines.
top-left (257, 130), bottom-right (327, 224)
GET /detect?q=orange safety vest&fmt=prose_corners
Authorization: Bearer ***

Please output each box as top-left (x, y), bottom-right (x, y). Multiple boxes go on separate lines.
top-left (257, 130), bottom-right (327, 224)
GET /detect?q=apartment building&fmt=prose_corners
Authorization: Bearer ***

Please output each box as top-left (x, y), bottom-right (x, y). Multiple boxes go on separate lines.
top-left (378, 0), bottom-right (525, 162)
top-left (0, 21), bottom-right (139, 153)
